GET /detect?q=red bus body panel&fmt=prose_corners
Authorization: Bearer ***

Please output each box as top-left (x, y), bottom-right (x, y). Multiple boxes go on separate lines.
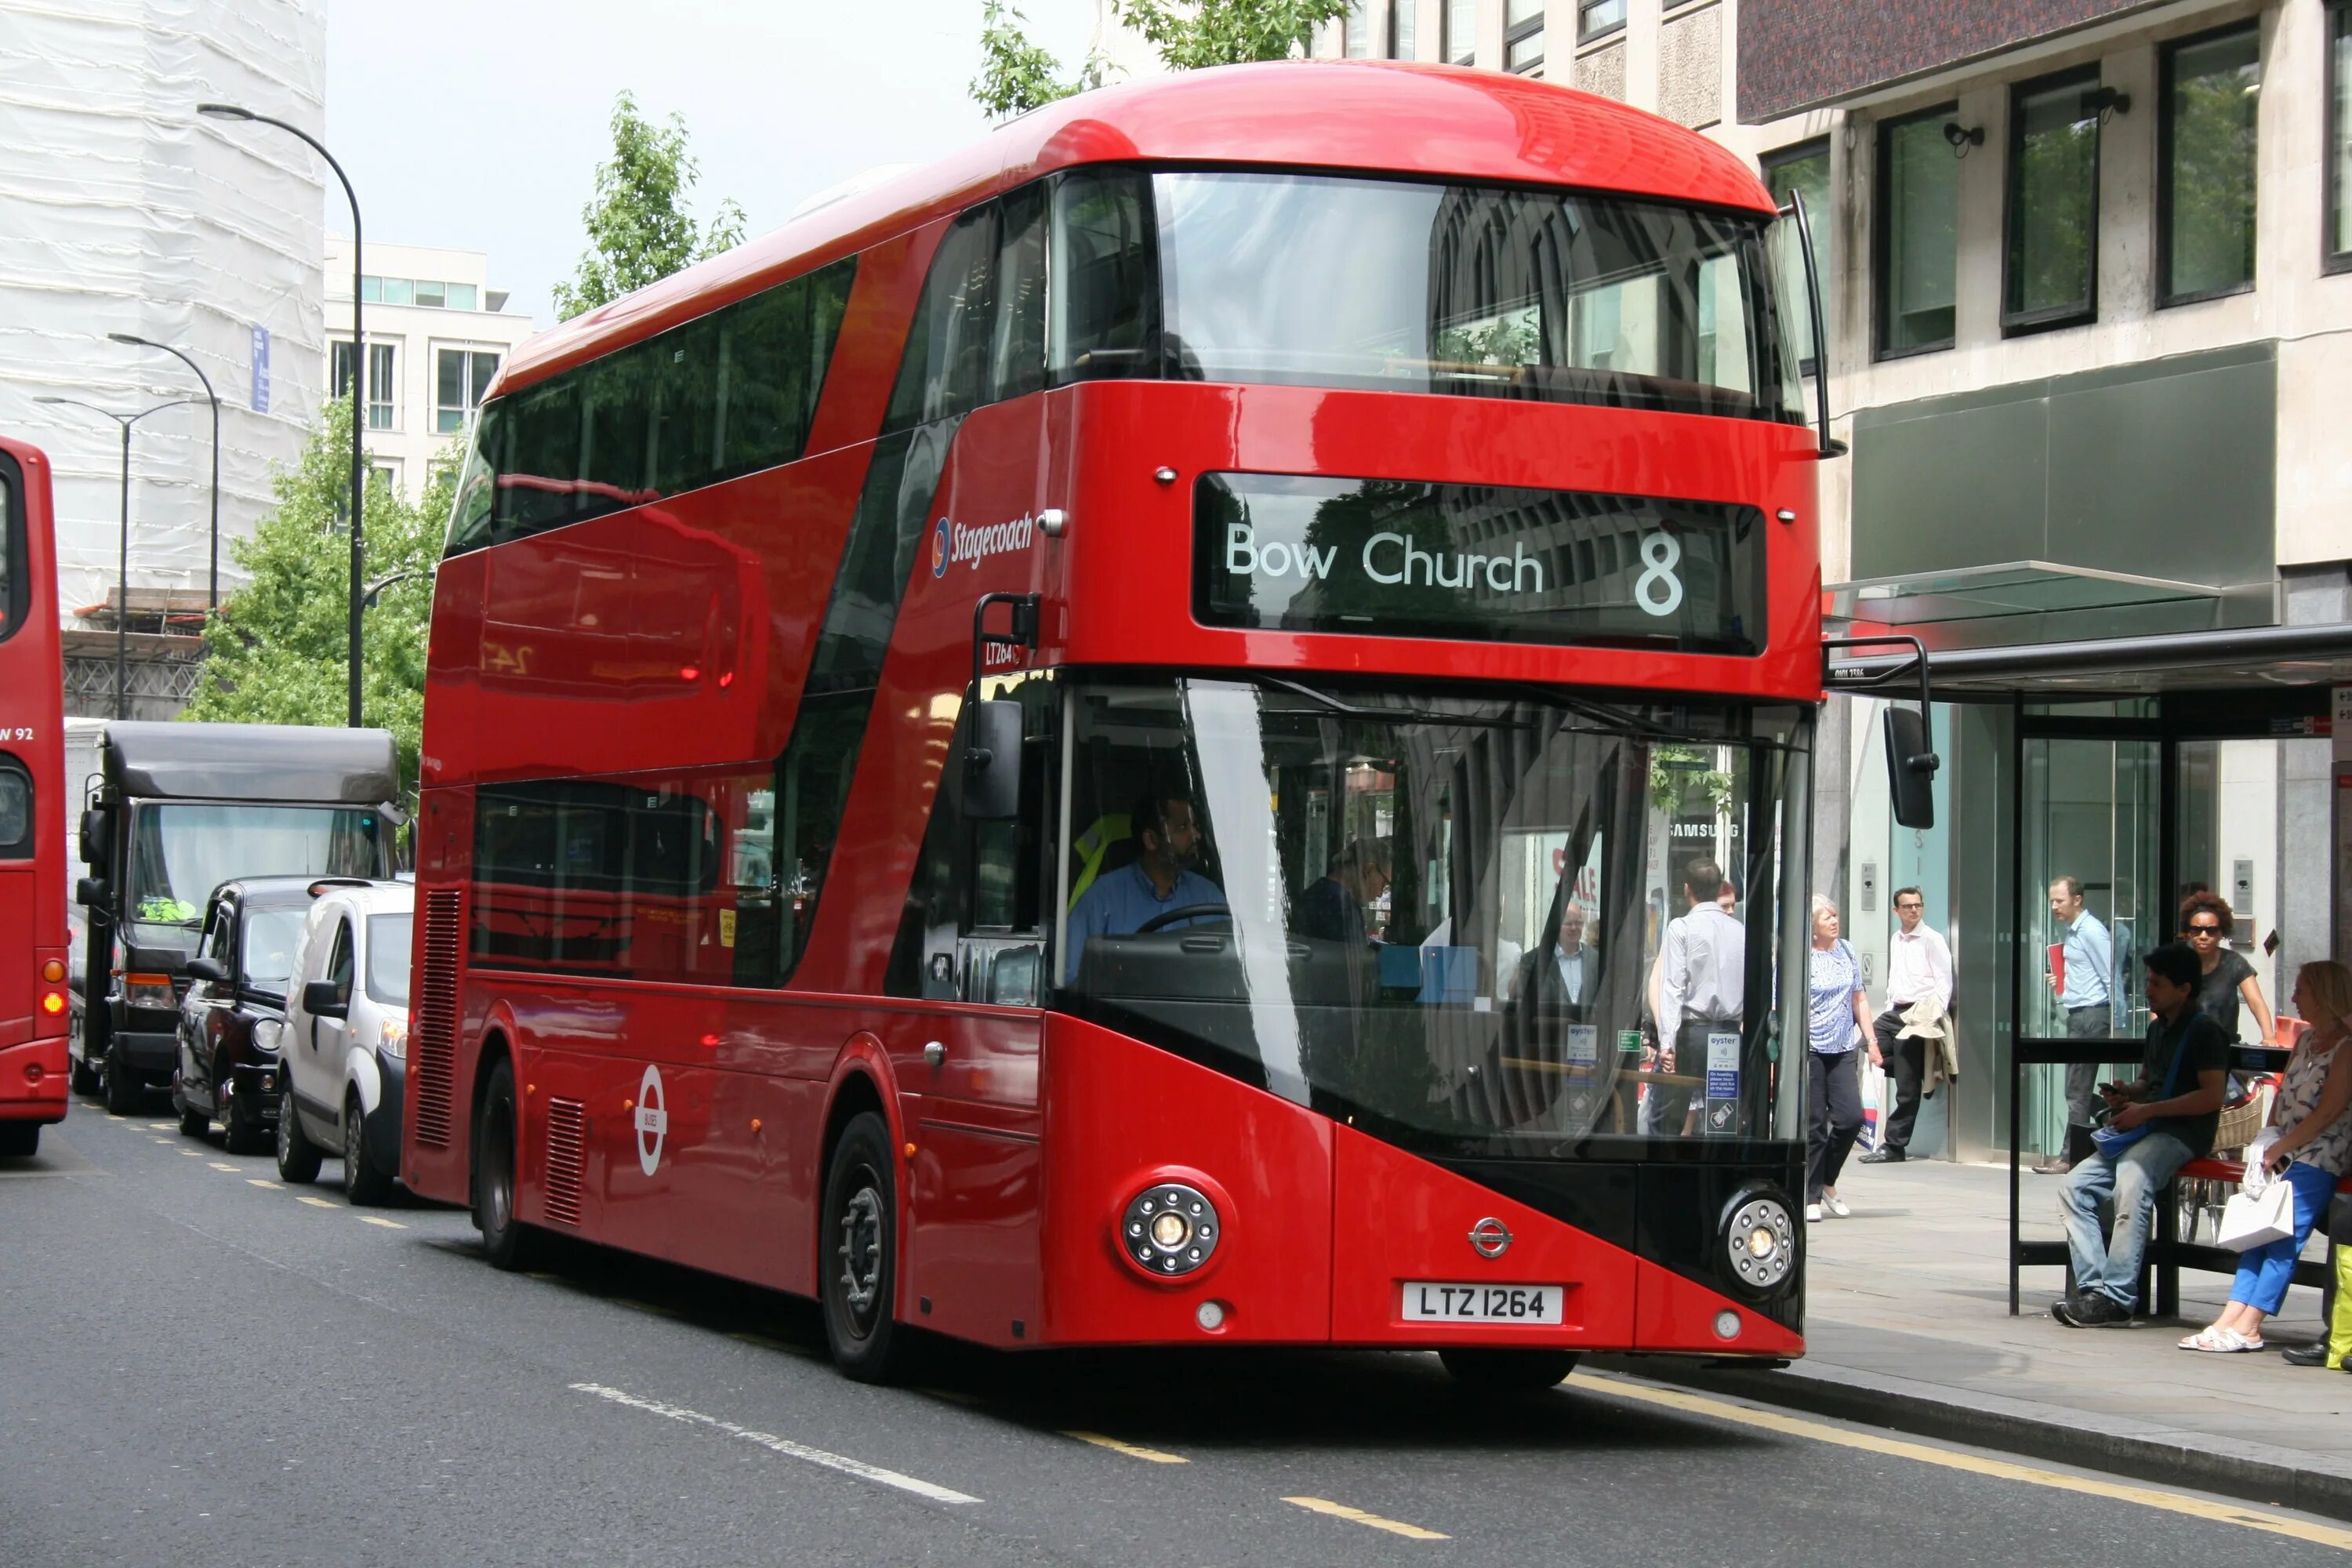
top-left (404, 62), bottom-right (1816, 1364)
top-left (0, 436), bottom-right (70, 1128)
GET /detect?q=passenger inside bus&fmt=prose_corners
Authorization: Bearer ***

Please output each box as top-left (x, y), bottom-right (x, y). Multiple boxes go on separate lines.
top-left (1062, 788), bottom-right (1228, 985)
top-left (1294, 837), bottom-right (1392, 947)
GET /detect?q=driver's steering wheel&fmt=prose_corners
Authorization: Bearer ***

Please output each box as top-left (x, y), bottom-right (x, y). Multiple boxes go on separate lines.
top-left (1134, 904), bottom-right (1232, 935)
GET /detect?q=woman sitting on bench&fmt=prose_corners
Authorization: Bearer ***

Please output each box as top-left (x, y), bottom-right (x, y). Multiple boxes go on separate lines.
top-left (2179, 960), bottom-right (2352, 1355)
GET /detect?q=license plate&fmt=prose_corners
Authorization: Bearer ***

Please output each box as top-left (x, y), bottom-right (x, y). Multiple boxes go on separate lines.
top-left (1399, 1282), bottom-right (1564, 1325)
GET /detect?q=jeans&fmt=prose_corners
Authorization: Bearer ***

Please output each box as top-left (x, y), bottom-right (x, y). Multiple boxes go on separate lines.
top-left (1873, 1008), bottom-right (1926, 1151)
top-left (2058, 1130), bottom-right (2195, 1311)
top-left (2230, 1161), bottom-right (2338, 1316)
top-left (1806, 1048), bottom-right (1863, 1201)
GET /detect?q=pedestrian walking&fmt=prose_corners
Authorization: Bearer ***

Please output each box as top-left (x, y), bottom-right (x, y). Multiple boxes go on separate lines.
top-left (1649, 858), bottom-right (1744, 1137)
top-left (2035, 875), bottom-right (2114, 1175)
top-left (2188, 961), bottom-right (2352, 1356)
top-left (1804, 896), bottom-right (1871, 1221)
top-left (2051, 942), bottom-right (2230, 1327)
top-left (2180, 890), bottom-right (2275, 1044)
top-left (1860, 884), bottom-right (1952, 1164)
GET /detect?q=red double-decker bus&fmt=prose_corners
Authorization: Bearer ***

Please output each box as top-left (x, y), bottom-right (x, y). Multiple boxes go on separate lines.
top-left (0, 435), bottom-right (71, 1156)
top-left (406, 61), bottom-right (1831, 1386)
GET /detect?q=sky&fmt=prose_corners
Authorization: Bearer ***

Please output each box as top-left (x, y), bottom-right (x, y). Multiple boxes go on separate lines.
top-left (324, 0), bottom-right (1102, 328)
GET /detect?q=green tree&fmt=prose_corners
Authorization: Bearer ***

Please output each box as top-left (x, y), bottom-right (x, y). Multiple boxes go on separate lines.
top-left (553, 90), bottom-right (748, 321)
top-left (181, 396), bottom-right (451, 797)
top-left (969, 0), bottom-right (1348, 120)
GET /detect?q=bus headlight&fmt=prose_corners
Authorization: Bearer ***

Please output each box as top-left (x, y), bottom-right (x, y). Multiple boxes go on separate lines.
top-left (1722, 1190), bottom-right (1795, 1295)
top-left (1121, 1182), bottom-right (1220, 1279)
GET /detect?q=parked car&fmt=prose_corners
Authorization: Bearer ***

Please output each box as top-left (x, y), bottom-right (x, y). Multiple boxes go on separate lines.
top-left (174, 877), bottom-right (321, 1152)
top-left (278, 880), bottom-right (412, 1202)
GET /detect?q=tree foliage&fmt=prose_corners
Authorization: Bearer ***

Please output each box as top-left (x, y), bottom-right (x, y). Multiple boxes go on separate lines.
top-left (552, 91), bottom-right (748, 321)
top-left (180, 395), bottom-right (450, 797)
top-left (969, 0), bottom-right (1348, 120)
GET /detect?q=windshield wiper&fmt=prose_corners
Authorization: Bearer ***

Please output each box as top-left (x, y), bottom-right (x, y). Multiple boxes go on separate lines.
top-left (1251, 676), bottom-right (1532, 731)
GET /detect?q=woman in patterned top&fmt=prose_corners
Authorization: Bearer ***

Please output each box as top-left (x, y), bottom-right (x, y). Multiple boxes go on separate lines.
top-left (2179, 960), bottom-right (2352, 1353)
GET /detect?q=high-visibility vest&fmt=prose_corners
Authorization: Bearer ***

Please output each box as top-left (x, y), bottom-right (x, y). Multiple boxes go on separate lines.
top-left (1067, 814), bottom-right (1131, 910)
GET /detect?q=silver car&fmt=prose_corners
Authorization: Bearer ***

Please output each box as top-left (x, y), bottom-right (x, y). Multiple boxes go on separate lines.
top-left (276, 880), bottom-right (412, 1203)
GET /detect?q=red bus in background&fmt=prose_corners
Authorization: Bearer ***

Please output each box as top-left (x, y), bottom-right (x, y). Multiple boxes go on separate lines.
top-left (407, 60), bottom-right (1828, 1387)
top-left (0, 436), bottom-right (71, 1156)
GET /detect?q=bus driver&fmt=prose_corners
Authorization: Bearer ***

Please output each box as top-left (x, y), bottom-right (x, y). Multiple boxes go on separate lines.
top-left (1062, 789), bottom-right (1229, 985)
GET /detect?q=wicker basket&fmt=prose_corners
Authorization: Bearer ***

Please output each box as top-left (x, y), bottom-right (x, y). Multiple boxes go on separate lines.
top-left (2213, 1093), bottom-right (2269, 1156)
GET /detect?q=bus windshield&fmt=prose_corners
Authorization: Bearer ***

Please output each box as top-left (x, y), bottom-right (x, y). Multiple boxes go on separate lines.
top-left (123, 804), bottom-right (385, 933)
top-left (1150, 170), bottom-right (1802, 423)
top-left (1059, 677), bottom-right (1802, 1156)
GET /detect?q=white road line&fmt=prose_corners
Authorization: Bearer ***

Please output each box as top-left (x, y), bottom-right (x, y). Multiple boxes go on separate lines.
top-left (296, 1196), bottom-right (339, 1209)
top-left (247, 1178), bottom-right (281, 1189)
top-left (571, 1382), bottom-right (979, 1505)
top-left (208, 1162), bottom-right (241, 1172)
top-left (357, 1215), bottom-right (406, 1229)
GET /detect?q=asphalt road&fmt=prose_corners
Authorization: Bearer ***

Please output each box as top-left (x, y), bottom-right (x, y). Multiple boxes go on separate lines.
top-left (6, 1097), bottom-right (2350, 1568)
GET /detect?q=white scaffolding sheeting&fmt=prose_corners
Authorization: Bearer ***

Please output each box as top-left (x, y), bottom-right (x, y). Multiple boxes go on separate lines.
top-left (0, 0), bottom-right (327, 622)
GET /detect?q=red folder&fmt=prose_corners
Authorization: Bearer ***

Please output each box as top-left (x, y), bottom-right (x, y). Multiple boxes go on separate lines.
top-left (2048, 942), bottom-right (2066, 994)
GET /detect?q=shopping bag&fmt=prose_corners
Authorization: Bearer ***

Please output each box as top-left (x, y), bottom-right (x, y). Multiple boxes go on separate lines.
top-left (2241, 1127), bottom-right (2281, 1196)
top-left (2216, 1180), bottom-right (2294, 1250)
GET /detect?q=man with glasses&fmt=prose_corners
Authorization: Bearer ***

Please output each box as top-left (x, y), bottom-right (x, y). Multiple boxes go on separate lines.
top-left (2036, 875), bottom-right (2114, 1175)
top-left (1860, 886), bottom-right (1952, 1163)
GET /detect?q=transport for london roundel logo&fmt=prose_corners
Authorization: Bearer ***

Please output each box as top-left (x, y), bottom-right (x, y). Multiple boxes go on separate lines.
top-left (636, 1064), bottom-right (669, 1176)
top-left (931, 517), bottom-right (952, 578)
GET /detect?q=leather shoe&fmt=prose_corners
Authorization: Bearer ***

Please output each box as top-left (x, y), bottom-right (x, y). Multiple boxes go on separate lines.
top-left (2031, 1155), bottom-right (2072, 1176)
top-left (2282, 1341), bottom-right (2334, 1367)
top-left (1860, 1147), bottom-right (1905, 1164)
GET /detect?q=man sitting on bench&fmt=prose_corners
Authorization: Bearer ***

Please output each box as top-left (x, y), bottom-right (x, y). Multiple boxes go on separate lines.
top-left (2053, 941), bottom-right (2230, 1328)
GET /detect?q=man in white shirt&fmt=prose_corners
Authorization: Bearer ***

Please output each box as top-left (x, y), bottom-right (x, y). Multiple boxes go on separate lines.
top-left (1860, 885), bottom-right (1954, 1163)
top-left (1650, 858), bottom-right (1744, 1137)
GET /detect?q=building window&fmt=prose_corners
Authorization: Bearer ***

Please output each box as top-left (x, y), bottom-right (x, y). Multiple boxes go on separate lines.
top-left (2005, 68), bottom-right (2102, 332)
top-left (436, 348), bottom-right (501, 434)
top-left (1446, 0), bottom-right (1475, 64)
top-left (2159, 22), bottom-right (2261, 306)
top-left (2327, 1), bottom-right (2350, 271)
top-left (1505, 0), bottom-right (1543, 71)
top-left (1392, 0), bottom-right (1415, 59)
top-left (358, 275), bottom-right (479, 310)
top-left (1762, 140), bottom-right (1831, 372)
top-left (331, 340), bottom-right (396, 430)
top-left (1578, 0), bottom-right (1624, 42)
top-left (1875, 104), bottom-right (1960, 359)
top-left (1345, 0), bottom-right (1378, 56)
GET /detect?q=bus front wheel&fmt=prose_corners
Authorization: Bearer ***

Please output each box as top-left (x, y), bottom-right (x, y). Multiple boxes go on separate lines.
top-left (820, 1112), bottom-right (910, 1384)
top-left (1439, 1348), bottom-right (1579, 1393)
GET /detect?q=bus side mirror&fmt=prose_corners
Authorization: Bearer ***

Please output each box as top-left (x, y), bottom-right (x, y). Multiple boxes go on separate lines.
top-left (1886, 706), bottom-right (1940, 830)
top-left (79, 806), bottom-right (112, 868)
top-left (964, 700), bottom-right (1025, 822)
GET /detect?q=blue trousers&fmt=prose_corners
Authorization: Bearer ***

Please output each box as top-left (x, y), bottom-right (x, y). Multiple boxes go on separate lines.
top-left (2058, 1131), bottom-right (2195, 1311)
top-left (2230, 1161), bottom-right (2338, 1316)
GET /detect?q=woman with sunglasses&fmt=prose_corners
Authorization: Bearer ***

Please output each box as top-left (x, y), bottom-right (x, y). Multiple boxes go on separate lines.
top-left (2180, 891), bottom-right (2275, 1047)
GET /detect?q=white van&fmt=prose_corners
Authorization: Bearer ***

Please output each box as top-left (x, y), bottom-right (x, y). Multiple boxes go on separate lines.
top-left (277, 880), bottom-right (412, 1202)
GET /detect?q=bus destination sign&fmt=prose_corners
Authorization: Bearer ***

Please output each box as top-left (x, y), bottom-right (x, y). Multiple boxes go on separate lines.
top-left (1193, 473), bottom-right (1763, 654)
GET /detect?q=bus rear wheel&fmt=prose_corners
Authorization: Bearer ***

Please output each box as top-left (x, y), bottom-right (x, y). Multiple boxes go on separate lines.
top-left (473, 1058), bottom-right (541, 1271)
top-left (0, 1123), bottom-right (38, 1158)
top-left (1439, 1348), bottom-right (1579, 1393)
top-left (820, 1112), bottom-right (909, 1384)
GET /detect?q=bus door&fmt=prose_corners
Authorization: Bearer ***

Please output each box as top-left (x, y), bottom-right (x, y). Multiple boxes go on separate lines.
top-left (892, 687), bottom-right (1052, 1348)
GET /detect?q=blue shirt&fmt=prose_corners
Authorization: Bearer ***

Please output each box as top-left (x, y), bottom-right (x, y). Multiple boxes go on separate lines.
top-left (2060, 909), bottom-right (2111, 1009)
top-left (1806, 938), bottom-right (1864, 1054)
top-left (1062, 860), bottom-right (1228, 984)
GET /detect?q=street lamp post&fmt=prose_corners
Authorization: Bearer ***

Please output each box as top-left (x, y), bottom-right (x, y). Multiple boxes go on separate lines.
top-left (108, 332), bottom-right (222, 618)
top-left (197, 101), bottom-right (365, 728)
top-left (37, 395), bottom-right (199, 719)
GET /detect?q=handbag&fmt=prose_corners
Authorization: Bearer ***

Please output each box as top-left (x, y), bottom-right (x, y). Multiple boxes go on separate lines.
top-left (2216, 1178), bottom-right (2295, 1251)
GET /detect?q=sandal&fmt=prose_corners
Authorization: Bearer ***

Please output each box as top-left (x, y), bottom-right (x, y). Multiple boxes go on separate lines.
top-left (2178, 1327), bottom-right (2263, 1353)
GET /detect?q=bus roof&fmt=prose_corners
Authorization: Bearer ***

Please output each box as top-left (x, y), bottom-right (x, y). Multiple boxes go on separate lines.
top-left (100, 721), bottom-right (399, 806)
top-left (497, 60), bottom-right (1778, 398)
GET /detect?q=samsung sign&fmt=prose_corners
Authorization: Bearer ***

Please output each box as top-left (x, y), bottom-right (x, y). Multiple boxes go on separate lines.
top-left (1194, 474), bottom-right (1759, 653)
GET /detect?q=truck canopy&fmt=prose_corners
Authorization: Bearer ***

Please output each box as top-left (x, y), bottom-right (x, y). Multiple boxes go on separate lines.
top-left (100, 722), bottom-right (399, 806)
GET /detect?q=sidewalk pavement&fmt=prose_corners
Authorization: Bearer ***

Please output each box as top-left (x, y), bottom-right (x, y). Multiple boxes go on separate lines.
top-left (1597, 1156), bottom-right (2352, 1519)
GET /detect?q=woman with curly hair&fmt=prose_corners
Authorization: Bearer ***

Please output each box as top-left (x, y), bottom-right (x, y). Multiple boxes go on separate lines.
top-left (2180, 890), bottom-right (2274, 1045)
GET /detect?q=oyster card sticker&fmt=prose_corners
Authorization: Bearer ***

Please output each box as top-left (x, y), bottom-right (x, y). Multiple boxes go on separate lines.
top-left (1705, 1030), bottom-right (1740, 1100)
top-left (1568, 1025), bottom-right (1598, 1065)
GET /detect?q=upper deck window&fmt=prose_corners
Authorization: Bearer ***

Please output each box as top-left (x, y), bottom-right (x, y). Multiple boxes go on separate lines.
top-left (0, 470), bottom-right (16, 641)
top-left (1149, 171), bottom-right (1801, 424)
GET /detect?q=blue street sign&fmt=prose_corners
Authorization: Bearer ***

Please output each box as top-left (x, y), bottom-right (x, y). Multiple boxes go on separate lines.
top-left (250, 325), bottom-right (270, 413)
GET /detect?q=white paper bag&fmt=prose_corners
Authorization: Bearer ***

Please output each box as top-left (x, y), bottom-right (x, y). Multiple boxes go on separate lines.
top-left (2241, 1127), bottom-right (2281, 1196)
top-left (2216, 1179), bottom-right (2294, 1251)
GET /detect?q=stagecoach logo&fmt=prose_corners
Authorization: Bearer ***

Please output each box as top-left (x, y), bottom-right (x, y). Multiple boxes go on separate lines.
top-left (932, 511), bottom-right (1038, 578)
top-left (1468, 1217), bottom-right (1513, 1259)
top-left (636, 1064), bottom-right (669, 1177)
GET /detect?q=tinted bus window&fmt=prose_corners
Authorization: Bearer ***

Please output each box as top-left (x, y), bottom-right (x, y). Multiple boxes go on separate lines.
top-left (0, 759), bottom-right (29, 858)
top-left (886, 205), bottom-right (999, 432)
top-left (1049, 168), bottom-right (1160, 383)
top-left (991, 183), bottom-right (1050, 401)
top-left (0, 471), bottom-right (14, 640)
